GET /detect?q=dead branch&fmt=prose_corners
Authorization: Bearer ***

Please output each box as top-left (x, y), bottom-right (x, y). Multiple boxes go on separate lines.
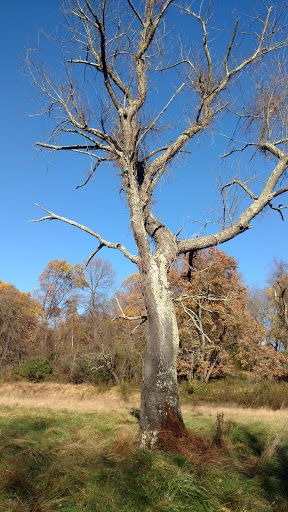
top-left (114, 296), bottom-right (147, 333)
top-left (268, 202), bottom-right (288, 221)
top-left (76, 160), bottom-right (102, 189)
top-left (30, 204), bottom-right (139, 264)
top-left (222, 179), bottom-right (258, 201)
top-left (85, 244), bottom-right (105, 266)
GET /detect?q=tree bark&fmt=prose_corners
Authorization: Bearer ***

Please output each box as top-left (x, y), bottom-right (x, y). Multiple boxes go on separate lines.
top-left (139, 254), bottom-right (185, 448)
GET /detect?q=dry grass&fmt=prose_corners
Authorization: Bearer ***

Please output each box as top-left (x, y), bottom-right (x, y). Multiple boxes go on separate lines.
top-left (0, 382), bottom-right (140, 414)
top-left (182, 403), bottom-right (288, 430)
top-left (0, 381), bottom-right (287, 432)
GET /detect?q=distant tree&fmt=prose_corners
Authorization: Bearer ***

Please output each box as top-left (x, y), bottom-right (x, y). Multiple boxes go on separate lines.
top-left (247, 286), bottom-right (270, 332)
top-left (0, 282), bottom-right (39, 370)
top-left (267, 258), bottom-right (288, 350)
top-left (82, 257), bottom-right (116, 315)
top-left (170, 249), bottom-right (264, 382)
top-left (35, 259), bottom-right (87, 324)
top-left (235, 338), bottom-right (288, 381)
top-left (29, 0), bottom-right (288, 446)
top-left (116, 273), bottom-right (146, 320)
top-left (70, 257), bottom-right (116, 351)
top-left (34, 259), bottom-right (87, 354)
top-left (59, 297), bottom-right (81, 351)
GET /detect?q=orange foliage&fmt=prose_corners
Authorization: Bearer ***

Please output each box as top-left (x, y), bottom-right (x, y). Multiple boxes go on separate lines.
top-left (35, 259), bottom-right (87, 322)
top-left (172, 249), bottom-right (287, 382)
top-left (0, 282), bottom-right (40, 366)
top-left (171, 248), bottom-right (253, 382)
top-left (236, 338), bottom-right (288, 381)
top-left (118, 273), bottom-right (145, 318)
top-left (117, 249), bottom-right (288, 382)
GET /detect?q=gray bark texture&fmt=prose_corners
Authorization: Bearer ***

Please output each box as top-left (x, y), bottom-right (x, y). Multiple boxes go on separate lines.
top-left (29, 0), bottom-right (288, 447)
top-left (139, 253), bottom-right (185, 447)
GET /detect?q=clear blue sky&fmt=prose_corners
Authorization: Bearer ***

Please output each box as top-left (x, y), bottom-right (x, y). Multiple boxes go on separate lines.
top-left (1, 0), bottom-right (287, 295)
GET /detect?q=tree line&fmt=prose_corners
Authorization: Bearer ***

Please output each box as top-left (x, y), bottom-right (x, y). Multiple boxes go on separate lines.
top-left (1, 249), bottom-right (287, 384)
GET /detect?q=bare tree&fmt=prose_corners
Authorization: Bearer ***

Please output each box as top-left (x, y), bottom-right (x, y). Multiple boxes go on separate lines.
top-left (29, 0), bottom-right (288, 447)
top-left (82, 257), bottom-right (116, 316)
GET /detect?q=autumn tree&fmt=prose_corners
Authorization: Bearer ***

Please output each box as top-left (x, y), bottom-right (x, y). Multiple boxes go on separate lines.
top-left (116, 273), bottom-right (147, 321)
top-left (171, 249), bottom-right (251, 382)
top-left (0, 282), bottom-right (40, 371)
top-left (235, 338), bottom-right (288, 381)
top-left (35, 259), bottom-right (87, 323)
top-left (29, 0), bottom-right (288, 447)
top-left (34, 259), bottom-right (87, 354)
top-left (247, 286), bottom-right (270, 334)
top-left (267, 258), bottom-right (288, 350)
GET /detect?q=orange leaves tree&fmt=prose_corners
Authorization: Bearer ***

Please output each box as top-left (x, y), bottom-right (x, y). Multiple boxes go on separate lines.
top-left (170, 249), bottom-right (267, 382)
top-left (116, 249), bottom-right (285, 383)
top-left (172, 250), bottom-right (288, 382)
top-left (35, 259), bottom-right (87, 324)
top-left (0, 282), bottom-right (40, 370)
top-left (34, 259), bottom-right (87, 355)
top-left (235, 340), bottom-right (288, 382)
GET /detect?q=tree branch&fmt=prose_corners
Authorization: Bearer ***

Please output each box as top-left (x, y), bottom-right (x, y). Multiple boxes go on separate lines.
top-left (177, 157), bottom-right (288, 255)
top-left (85, 244), bottom-right (105, 266)
top-left (35, 142), bottom-right (111, 154)
top-left (76, 159), bottom-right (102, 189)
top-left (268, 202), bottom-right (288, 221)
top-left (137, 82), bottom-right (185, 147)
top-left (115, 296), bottom-right (147, 332)
top-left (127, 0), bottom-right (144, 26)
top-left (30, 204), bottom-right (139, 264)
top-left (222, 179), bottom-right (258, 200)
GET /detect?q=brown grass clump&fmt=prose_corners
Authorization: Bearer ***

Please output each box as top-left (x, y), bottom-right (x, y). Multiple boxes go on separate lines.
top-left (157, 410), bottom-right (215, 465)
top-left (105, 425), bottom-right (138, 461)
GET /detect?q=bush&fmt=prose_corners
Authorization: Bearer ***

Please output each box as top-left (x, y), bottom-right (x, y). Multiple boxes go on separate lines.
top-left (70, 359), bottom-right (109, 385)
top-left (16, 357), bottom-right (53, 382)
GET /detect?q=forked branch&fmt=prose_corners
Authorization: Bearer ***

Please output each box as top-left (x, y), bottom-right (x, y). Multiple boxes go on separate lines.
top-left (30, 204), bottom-right (139, 264)
top-left (222, 179), bottom-right (258, 201)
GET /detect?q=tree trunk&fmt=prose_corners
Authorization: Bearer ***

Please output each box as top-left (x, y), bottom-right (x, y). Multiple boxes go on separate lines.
top-left (139, 255), bottom-right (185, 448)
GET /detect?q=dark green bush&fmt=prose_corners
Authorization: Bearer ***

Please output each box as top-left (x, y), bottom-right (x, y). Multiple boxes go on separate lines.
top-left (16, 357), bottom-right (53, 382)
top-left (70, 359), bottom-right (109, 384)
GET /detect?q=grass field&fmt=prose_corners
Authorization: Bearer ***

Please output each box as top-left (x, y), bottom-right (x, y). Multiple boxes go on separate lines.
top-left (0, 382), bottom-right (287, 512)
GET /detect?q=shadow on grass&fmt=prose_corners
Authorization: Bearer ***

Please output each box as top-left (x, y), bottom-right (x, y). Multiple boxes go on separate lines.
top-left (0, 414), bottom-right (288, 512)
top-left (256, 446), bottom-right (288, 506)
top-left (227, 424), bottom-right (288, 509)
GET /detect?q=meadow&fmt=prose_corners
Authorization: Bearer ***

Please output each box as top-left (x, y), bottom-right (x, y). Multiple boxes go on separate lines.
top-left (0, 382), bottom-right (287, 512)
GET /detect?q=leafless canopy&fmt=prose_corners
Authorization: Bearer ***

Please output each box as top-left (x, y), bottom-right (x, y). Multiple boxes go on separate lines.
top-left (29, 0), bottom-right (288, 263)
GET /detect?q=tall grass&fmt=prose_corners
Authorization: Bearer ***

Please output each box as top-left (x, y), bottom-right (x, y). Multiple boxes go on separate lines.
top-left (180, 377), bottom-right (288, 409)
top-left (0, 403), bottom-right (287, 512)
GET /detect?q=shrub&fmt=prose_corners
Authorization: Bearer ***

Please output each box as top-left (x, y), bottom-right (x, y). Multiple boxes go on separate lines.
top-left (70, 359), bottom-right (109, 385)
top-left (16, 357), bottom-right (53, 382)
